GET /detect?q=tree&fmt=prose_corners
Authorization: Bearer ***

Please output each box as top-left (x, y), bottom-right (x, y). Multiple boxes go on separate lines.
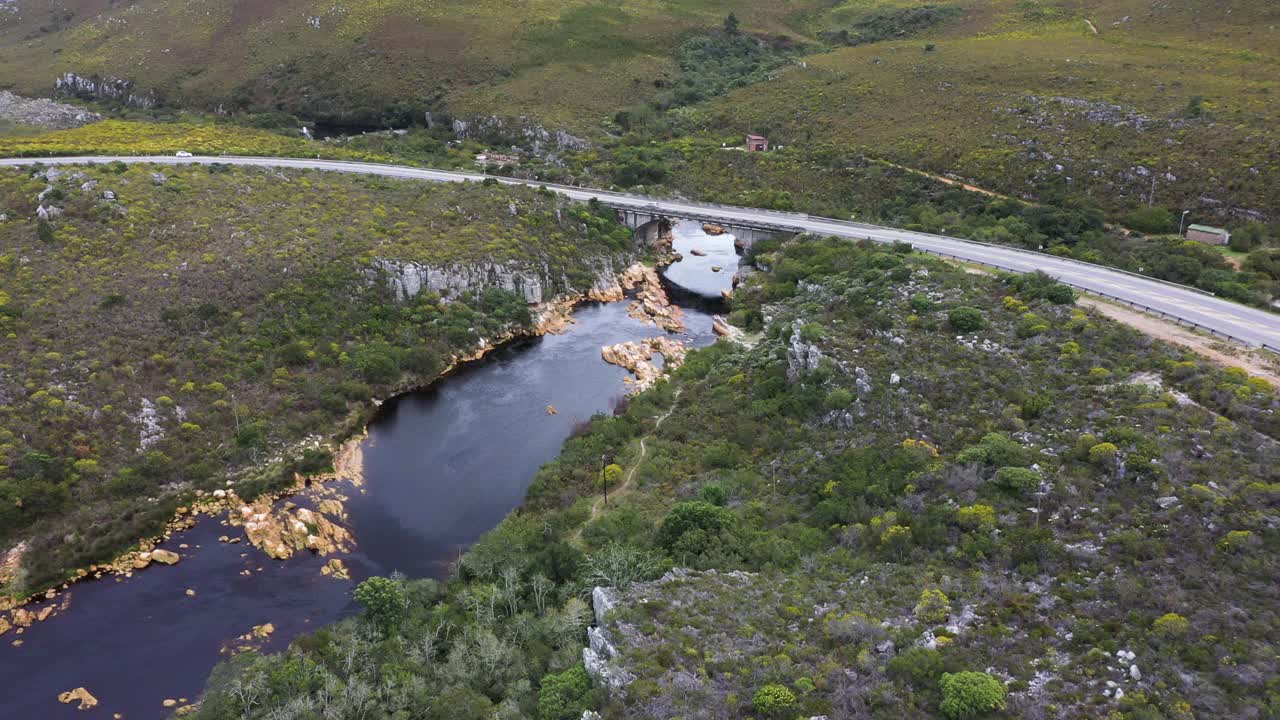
top-left (947, 306), bottom-right (985, 332)
top-left (658, 501), bottom-right (734, 556)
top-left (1123, 206), bottom-right (1176, 234)
top-left (354, 576), bottom-right (407, 636)
top-left (537, 664), bottom-right (590, 720)
top-left (880, 524), bottom-right (912, 561)
top-left (940, 671), bottom-right (1006, 719)
top-left (752, 684), bottom-right (796, 717)
top-left (723, 12), bottom-right (740, 35)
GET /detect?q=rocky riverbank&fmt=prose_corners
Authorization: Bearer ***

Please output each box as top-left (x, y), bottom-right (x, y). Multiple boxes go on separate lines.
top-left (588, 263), bottom-right (685, 332)
top-left (600, 336), bottom-right (689, 394)
top-left (0, 260), bottom-right (678, 640)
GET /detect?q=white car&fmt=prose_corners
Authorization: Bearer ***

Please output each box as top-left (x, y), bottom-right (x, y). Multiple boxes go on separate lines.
top-left (175, 151), bottom-right (193, 157)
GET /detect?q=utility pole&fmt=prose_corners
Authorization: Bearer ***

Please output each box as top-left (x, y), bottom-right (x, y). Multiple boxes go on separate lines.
top-left (601, 454), bottom-right (608, 507)
top-left (1179, 210), bottom-right (1190, 237)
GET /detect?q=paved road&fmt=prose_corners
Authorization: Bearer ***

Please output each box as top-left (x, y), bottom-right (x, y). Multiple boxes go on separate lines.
top-left (6, 154), bottom-right (1279, 348)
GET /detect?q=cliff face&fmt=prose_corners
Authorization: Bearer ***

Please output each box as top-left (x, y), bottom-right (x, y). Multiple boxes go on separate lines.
top-left (54, 73), bottom-right (156, 108)
top-left (370, 256), bottom-right (630, 305)
top-left (450, 115), bottom-right (589, 155)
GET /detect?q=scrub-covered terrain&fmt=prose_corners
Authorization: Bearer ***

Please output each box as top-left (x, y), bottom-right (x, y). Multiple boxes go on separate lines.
top-left (188, 235), bottom-right (1279, 719)
top-left (0, 162), bottom-right (635, 596)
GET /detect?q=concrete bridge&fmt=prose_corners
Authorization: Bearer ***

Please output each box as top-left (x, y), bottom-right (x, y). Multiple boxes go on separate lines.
top-left (611, 204), bottom-right (800, 248)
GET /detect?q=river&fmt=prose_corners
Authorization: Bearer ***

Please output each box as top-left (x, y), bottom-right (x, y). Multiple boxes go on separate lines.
top-left (0, 221), bottom-right (735, 718)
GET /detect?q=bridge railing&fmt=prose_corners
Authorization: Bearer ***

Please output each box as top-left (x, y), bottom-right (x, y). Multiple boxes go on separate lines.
top-left (924, 249), bottom-right (1264, 348)
top-left (581, 182), bottom-right (1215, 299)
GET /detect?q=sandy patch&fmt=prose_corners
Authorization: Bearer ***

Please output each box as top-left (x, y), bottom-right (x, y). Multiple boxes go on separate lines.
top-left (1080, 297), bottom-right (1280, 386)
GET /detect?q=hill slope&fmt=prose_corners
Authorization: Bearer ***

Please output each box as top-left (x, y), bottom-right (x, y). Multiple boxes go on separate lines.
top-left (188, 235), bottom-right (1280, 720)
top-left (0, 162), bottom-right (635, 594)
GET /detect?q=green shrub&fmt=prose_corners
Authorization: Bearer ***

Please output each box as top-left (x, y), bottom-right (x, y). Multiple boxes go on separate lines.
top-left (940, 671), bottom-right (1006, 719)
top-left (699, 482), bottom-right (728, 506)
top-left (914, 588), bottom-right (951, 623)
top-left (537, 664), bottom-right (590, 720)
top-left (956, 433), bottom-right (1029, 466)
top-left (1045, 283), bottom-right (1076, 304)
top-left (948, 306), bottom-right (986, 332)
top-left (1088, 442), bottom-right (1119, 463)
top-left (911, 293), bottom-right (932, 313)
top-left (658, 501), bottom-right (734, 556)
top-left (1152, 613), bottom-right (1190, 639)
top-left (888, 647), bottom-right (944, 687)
top-left (826, 388), bottom-right (854, 409)
top-left (751, 684), bottom-right (797, 717)
top-left (957, 504), bottom-right (996, 529)
top-left (993, 466), bottom-right (1040, 494)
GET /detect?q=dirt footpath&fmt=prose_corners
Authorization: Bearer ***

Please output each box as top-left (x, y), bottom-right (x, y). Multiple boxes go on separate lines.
top-left (1080, 297), bottom-right (1280, 386)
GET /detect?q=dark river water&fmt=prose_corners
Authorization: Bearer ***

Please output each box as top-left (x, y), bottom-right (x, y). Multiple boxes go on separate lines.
top-left (0, 230), bottom-right (734, 719)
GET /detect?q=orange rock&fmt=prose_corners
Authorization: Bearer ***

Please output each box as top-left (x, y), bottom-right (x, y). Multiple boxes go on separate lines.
top-left (57, 687), bottom-right (98, 710)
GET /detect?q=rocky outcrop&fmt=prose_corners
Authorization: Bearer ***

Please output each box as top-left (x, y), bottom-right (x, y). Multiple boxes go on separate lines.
top-left (623, 264), bottom-right (684, 332)
top-left (230, 499), bottom-right (352, 560)
top-left (0, 541), bottom-right (26, 587)
top-left (54, 73), bottom-right (156, 108)
top-left (584, 263), bottom-right (683, 331)
top-left (702, 223), bottom-right (727, 236)
top-left (592, 586), bottom-right (617, 626)
top-left (601, 337), bottom-right (688, 395)
top-left (786, 320), bottom-right (825, 381)
top-left (149, 549), bottom-right (180, 565)
top-left (0, 91), bottom-right (100, 130)
top-left (373, 259), bottom-right (543, 303)
top-left (712, 315), bottom-right (746, 344)
top-left (584, 586), bottom-right (635, 695)
top-left (321, 558), bottom-right (350, 580)
top-left (372, 258), bottom-right (627, 306)
top-left (450, 115), bottom-right (589, 155)
top-left (57, 687), bottom-right (98, 710)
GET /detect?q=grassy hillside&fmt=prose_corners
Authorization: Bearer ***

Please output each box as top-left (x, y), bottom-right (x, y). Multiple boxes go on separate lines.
top-left (687, 1), bottom-right (1280, 221)
top-left (0, 0), bottom-right (822, 128)
top-left (3, 0), bottom-right (1276, 224)
top-left (0, 162), bottom-right (635, 595)
top-left (188, 236), bottom-right (1279, 720)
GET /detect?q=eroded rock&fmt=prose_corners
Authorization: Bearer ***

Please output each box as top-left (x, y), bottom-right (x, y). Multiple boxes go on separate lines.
top-left (601, 337), bottom-right (688, 395)
top-left (150, 549), bottom-right (180, 565)
top-left (57, 687), bottom-right (98, 710)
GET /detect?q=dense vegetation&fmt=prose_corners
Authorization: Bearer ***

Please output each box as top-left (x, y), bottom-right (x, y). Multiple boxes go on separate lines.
top-left (189, 235), bottom-right (1279, 719)
top-left (0, 163), bottom-right (634, 595)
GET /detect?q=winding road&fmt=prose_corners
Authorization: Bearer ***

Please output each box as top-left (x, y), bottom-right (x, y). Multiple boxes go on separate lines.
top-left (5, 154), bottom-right (1278, 349)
